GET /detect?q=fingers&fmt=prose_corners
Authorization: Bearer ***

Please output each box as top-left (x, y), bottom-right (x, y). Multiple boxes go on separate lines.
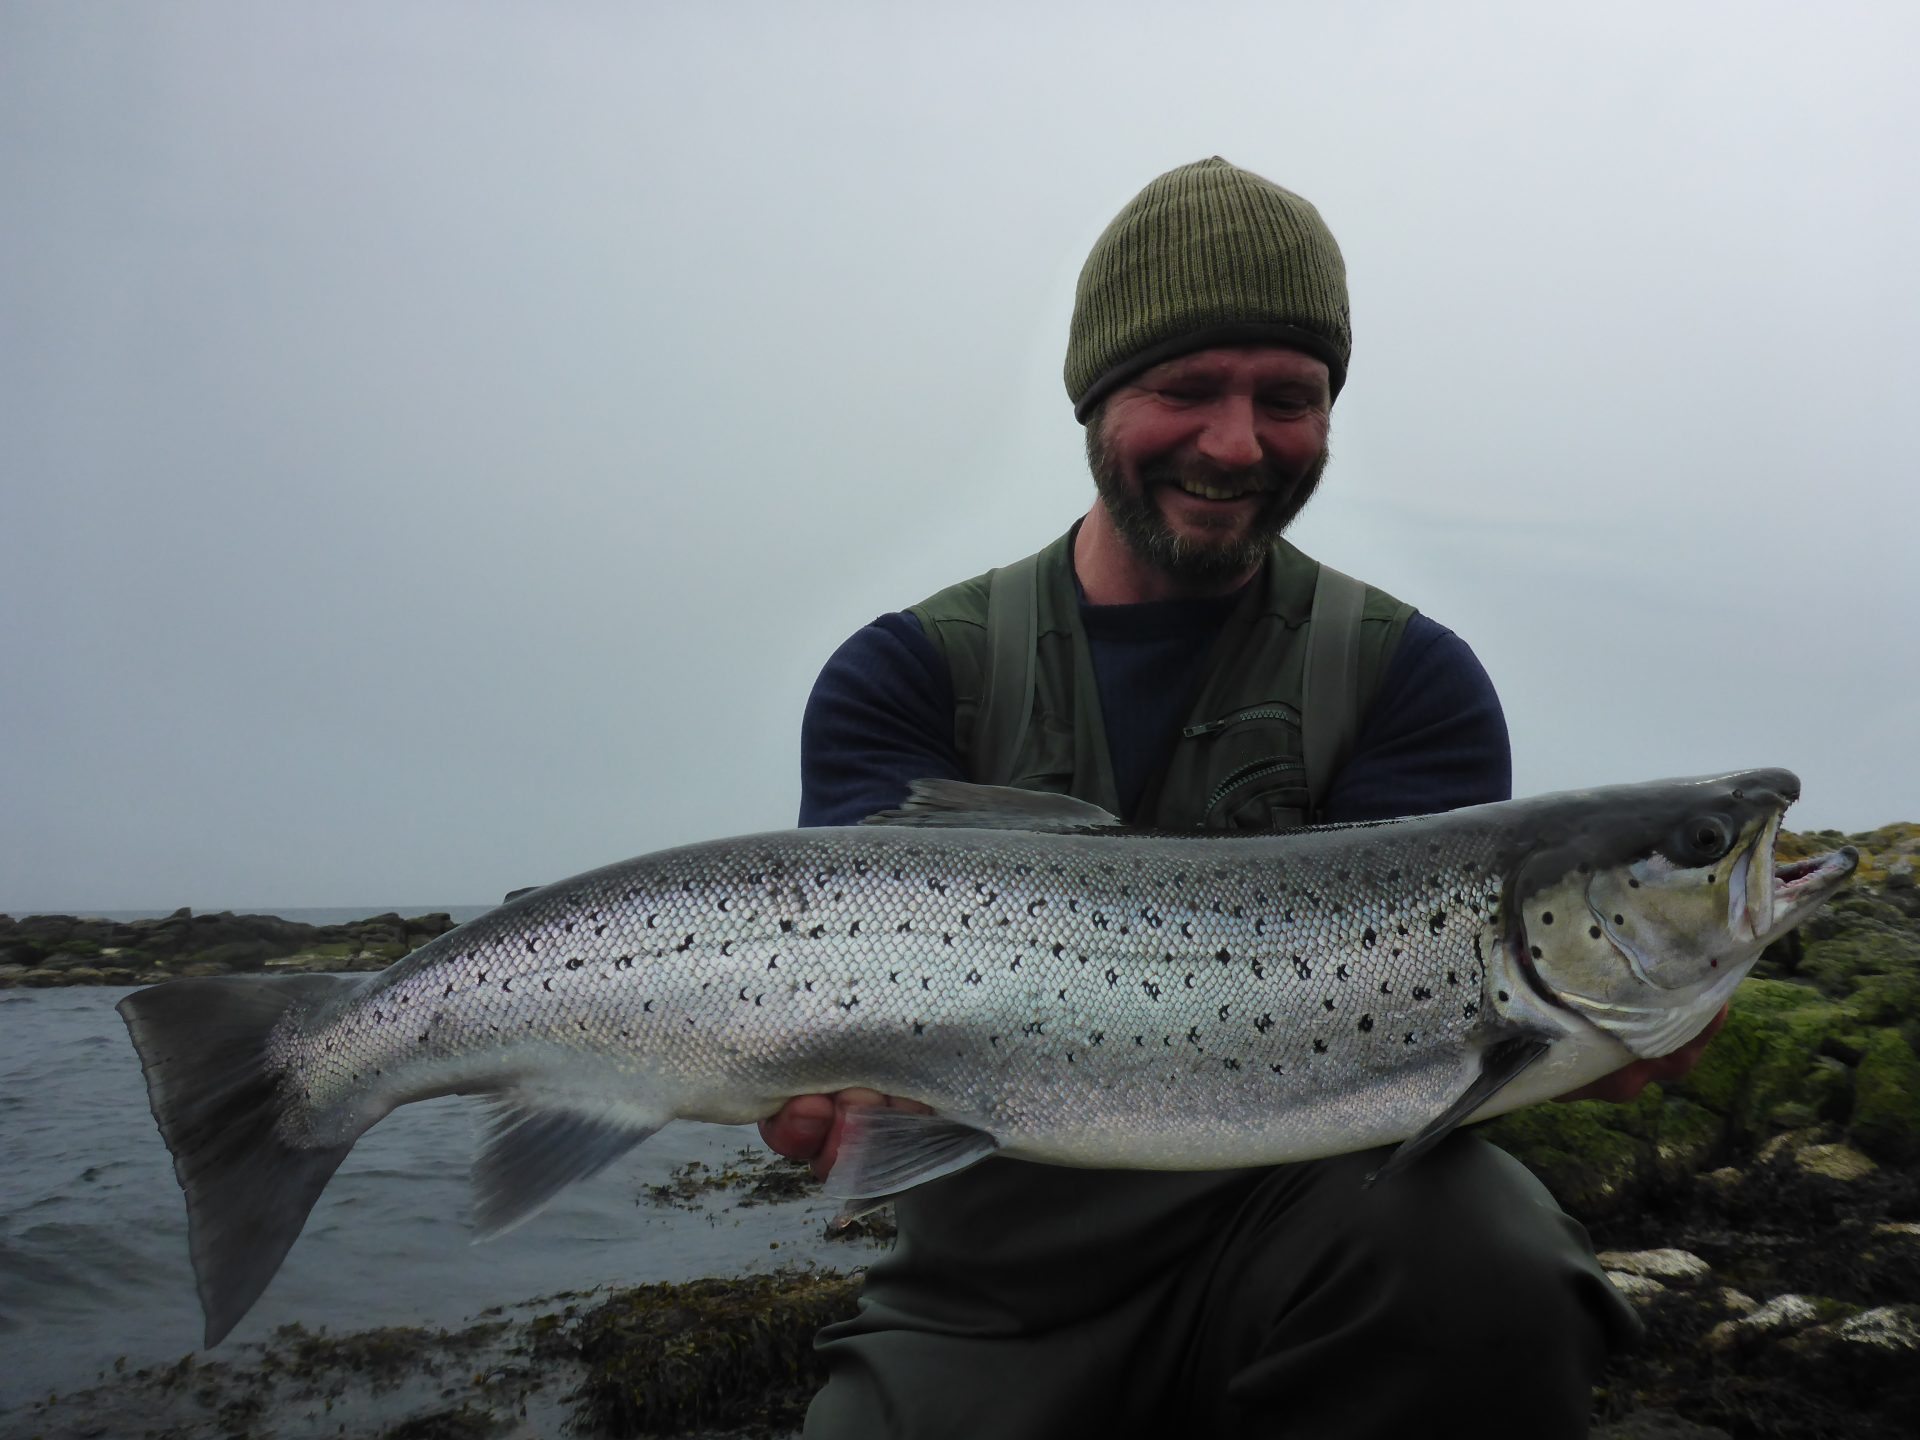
top-left (760, 1090), bottom-right (936, 1181)
top-left (758, 1093), bottom-right (835, 1160)
top-left (1555, 1003), bottom-right (1733, 1104)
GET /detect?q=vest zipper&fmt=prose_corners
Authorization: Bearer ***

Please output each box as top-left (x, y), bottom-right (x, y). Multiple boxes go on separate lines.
top-left (1180, 704), bottom-right (1303, 739)
top-left (1201, 758), bottom-right (1307, 820)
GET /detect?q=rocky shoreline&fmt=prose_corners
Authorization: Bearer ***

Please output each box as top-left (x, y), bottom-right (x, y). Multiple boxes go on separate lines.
top-left (6, 823), bottom-right (1916, 1438)
top-left (0, 907), bottom-right (464, 988)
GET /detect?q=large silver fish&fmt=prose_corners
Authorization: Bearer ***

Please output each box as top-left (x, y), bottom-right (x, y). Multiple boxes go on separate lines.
top-left (121, 769), bottom-right (1855, 1345)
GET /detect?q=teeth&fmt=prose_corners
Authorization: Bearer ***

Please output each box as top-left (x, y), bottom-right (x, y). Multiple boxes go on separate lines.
top-left (1178, 480), bottom-right (1255, 501)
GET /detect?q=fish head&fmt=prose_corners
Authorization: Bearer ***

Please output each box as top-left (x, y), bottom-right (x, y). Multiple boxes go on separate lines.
top-left (1509, 769), bottom-right (1857, 1059)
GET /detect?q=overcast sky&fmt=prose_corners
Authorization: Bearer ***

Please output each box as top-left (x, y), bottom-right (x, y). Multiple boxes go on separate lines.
top-left (3, 2), bottom-right (1914, 912)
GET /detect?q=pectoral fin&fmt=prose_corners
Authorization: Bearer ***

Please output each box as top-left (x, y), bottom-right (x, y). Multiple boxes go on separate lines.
top-left (1366, 1034), bottom-right (1553, 1188)
top-left (472, 1092), bottom-right (664, 1238)
top-left (823, 1109), bottom-right (1001, 1203)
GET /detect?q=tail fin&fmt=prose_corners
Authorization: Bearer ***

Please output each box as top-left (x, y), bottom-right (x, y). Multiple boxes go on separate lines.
top-left (118, 973), bottom-right (368, 1348)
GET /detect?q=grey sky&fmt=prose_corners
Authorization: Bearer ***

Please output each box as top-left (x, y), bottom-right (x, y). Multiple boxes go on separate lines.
top-left (3, 2), bottom-right (1914, 911)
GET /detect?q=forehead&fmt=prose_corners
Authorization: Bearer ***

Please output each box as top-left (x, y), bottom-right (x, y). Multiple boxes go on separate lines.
top-left (1132, 345), bottom-right (1331, 390)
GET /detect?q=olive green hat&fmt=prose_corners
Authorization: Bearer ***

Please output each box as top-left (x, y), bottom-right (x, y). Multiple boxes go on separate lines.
top-left (1065, 157), bottom-right (1351, 421)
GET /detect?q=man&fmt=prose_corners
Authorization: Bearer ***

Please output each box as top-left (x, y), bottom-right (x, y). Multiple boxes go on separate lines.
top-left (762, 158), bottom-right (1709, 1437)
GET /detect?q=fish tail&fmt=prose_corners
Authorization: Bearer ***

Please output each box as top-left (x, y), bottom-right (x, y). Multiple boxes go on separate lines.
top-left (117, 973), bottom-right (366, 1348)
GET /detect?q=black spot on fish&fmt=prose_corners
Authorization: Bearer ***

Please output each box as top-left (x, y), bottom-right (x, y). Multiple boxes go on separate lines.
top-left (1336, 964), bottom-right (1350, 981)
top-left (1313, 1039), bottom-right (1328, 1054)
top-left (767, 956), bottom-right (779, 969)
top-left (780, 919), bottom-right (794, 933)
top-left (1429, 911), bottom-right (1447, 934)
top-left (643, 1000), bottom-right (654, 1012)
top-left (1135, 1035), bottom-right (1145, 1046)
top-left (1380, 980), bottom-right (1393, 995)
top-left (1614, 914), bottom-right (1625, 926)
top-left (1529, 945), bottom-right (1542, 960)
top-left (1498, 990), bottom-right (1510, 1003)
top-left (1223, 1057), bottom-right (1241, 1071)
top-left (1142, 980), bottom-right (1161, 1000)
top-left (1590, 925), bottom-right (1602, 939)
top-left (1255, 1012), bottom-right (1274, 1032)
top-left (1628, 878), bottom-right (1640, 888)
top-left (913, 1021), bottom-right (925, 1035)
top-left (1106, 969), bottom-right (1120, 987)
top-left (566, 957), bottom-right (583, 970)
top-left (1323, 998), bottom-right (1335, 1011)
top-left (967, 969), bottom-right (982, 985)
top-left (542, 978), bottom-right (552, 992)
top-left (502, 978), bottom-right (514, 993)
top-left (1362, 927), bottom-right (1377, 948)
top-left (1404, 1032), bottom-right (1416, 1045)
top-left (803, 980), bottom-right (814, 992)
top-left (1184, 972), bottom-right (1196, 989)
top-left (1358, 1014), bottom-right (1374, 1032)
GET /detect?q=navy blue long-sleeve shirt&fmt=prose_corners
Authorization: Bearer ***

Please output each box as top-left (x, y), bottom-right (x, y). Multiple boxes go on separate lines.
top-left (799, 597), bottom-right (1511, 829)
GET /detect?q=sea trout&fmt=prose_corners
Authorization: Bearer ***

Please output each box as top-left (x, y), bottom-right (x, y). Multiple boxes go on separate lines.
top-left (120, 769), bottom-right (1856, 1345)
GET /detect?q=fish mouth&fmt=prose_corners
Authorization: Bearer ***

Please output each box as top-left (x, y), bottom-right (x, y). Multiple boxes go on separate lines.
top-left (1766, 846), bottom-right (1859, 934)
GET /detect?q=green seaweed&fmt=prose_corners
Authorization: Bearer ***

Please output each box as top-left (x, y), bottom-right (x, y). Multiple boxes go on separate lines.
top-left (539, 1271), bottom-right (861, 1436)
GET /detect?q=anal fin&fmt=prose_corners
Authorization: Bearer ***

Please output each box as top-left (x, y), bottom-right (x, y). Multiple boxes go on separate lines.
top-left (822, 1109), bottom-right (1000, 1203)
top-left (473, 1093), bottom-right (664, 1238)
top-left (1366, 1034), bottom-right (1553, 1188)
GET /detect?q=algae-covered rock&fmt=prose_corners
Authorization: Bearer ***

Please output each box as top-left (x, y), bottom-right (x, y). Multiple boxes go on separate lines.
top-left (1851, 1027), bottom-right (1920, 1163)
top-left (536, 1270), bottom-right (861, 1436)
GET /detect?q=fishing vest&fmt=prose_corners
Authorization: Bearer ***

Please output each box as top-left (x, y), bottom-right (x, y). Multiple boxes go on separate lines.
top-left (908, 529), bottom-right (1415, 827)
top-left (843, 531), bottom-right (1423, 1338)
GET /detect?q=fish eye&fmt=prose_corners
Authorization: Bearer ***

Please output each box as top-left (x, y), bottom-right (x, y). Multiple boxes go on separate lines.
top-left (1665, 814), bottom-right (1734, 866)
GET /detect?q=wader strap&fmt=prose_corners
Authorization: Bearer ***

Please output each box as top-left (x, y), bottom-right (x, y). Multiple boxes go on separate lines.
top-left (1302, 563), bottom-right (1366, 821)
top-left (973, 550), bottom-right (1041, 785)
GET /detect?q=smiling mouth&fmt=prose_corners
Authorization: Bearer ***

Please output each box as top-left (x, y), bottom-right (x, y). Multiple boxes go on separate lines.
top-left (1172, 478), bottom-right (1267, 502)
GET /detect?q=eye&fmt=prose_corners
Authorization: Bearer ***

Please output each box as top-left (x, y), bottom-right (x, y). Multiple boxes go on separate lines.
top-left (1665, 814), bottom-right (1734, 866)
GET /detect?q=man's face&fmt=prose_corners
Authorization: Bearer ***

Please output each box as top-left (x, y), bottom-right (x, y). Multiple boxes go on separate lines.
top-left (1087, 346), bottom-right (1332, 588)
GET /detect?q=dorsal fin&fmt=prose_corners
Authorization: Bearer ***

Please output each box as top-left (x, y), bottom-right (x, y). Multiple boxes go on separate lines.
top-left (861, 779), bottom-right (1125, 833)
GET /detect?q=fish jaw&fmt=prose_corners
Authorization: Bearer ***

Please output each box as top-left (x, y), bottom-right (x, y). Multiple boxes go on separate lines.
top-left (1763, 844), bottom-right (1859, 940)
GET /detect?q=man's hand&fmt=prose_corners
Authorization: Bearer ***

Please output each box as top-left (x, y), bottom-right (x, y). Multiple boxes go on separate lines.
top-left (1556, 1004), bottom-right (1728, 1104)
top-left (759, 1089), bottom-right (936, 1181)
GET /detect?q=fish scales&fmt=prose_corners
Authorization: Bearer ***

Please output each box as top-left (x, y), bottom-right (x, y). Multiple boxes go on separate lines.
top-left (120, 769), bottom-right (1861, 1346)
top-left (277, 821), bottom-right (1510, 1168)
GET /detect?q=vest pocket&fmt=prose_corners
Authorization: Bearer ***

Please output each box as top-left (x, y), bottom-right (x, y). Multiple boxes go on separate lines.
top-left (1184, 704), bottom-right (1310, 831)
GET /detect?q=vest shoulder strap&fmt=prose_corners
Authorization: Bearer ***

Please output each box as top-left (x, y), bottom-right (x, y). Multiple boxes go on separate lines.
top-left (974, 549), bottom-right (1042, 785)
top-left (1301, 562), bottom-right (1366, 820)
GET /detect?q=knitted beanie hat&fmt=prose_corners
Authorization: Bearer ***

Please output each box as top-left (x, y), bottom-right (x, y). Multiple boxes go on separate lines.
top-left (1065, 157), bottom-right (1351, 420)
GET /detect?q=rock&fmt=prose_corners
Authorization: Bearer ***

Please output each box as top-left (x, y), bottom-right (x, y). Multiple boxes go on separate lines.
top-left (1606, 1271), bottom-right (1669, 1304)
top-left (1851, 1028), bottom-right (1920, 1162)
top-left (1795, 1141), bottom-right (1879, 1181)
top-left (1832, 1304), bottom-right (1920, 1352)
top-left (1757, 1126), bottom-right (1827, 1167)
top-left (1593, 1410), bottom-right (1732, 1440)
top-left (1704, 1293), bottom-right (1824, 1350)
top-left (1597, 1249), bottom-right (1712, 1286)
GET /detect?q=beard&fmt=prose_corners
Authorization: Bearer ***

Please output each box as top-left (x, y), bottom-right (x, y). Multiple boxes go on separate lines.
top-left (1085, 416), bottom-right (1330, 588)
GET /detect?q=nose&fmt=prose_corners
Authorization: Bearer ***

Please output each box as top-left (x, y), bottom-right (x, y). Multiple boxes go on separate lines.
top-left (1194, 396), bottom-right (1262, 469)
